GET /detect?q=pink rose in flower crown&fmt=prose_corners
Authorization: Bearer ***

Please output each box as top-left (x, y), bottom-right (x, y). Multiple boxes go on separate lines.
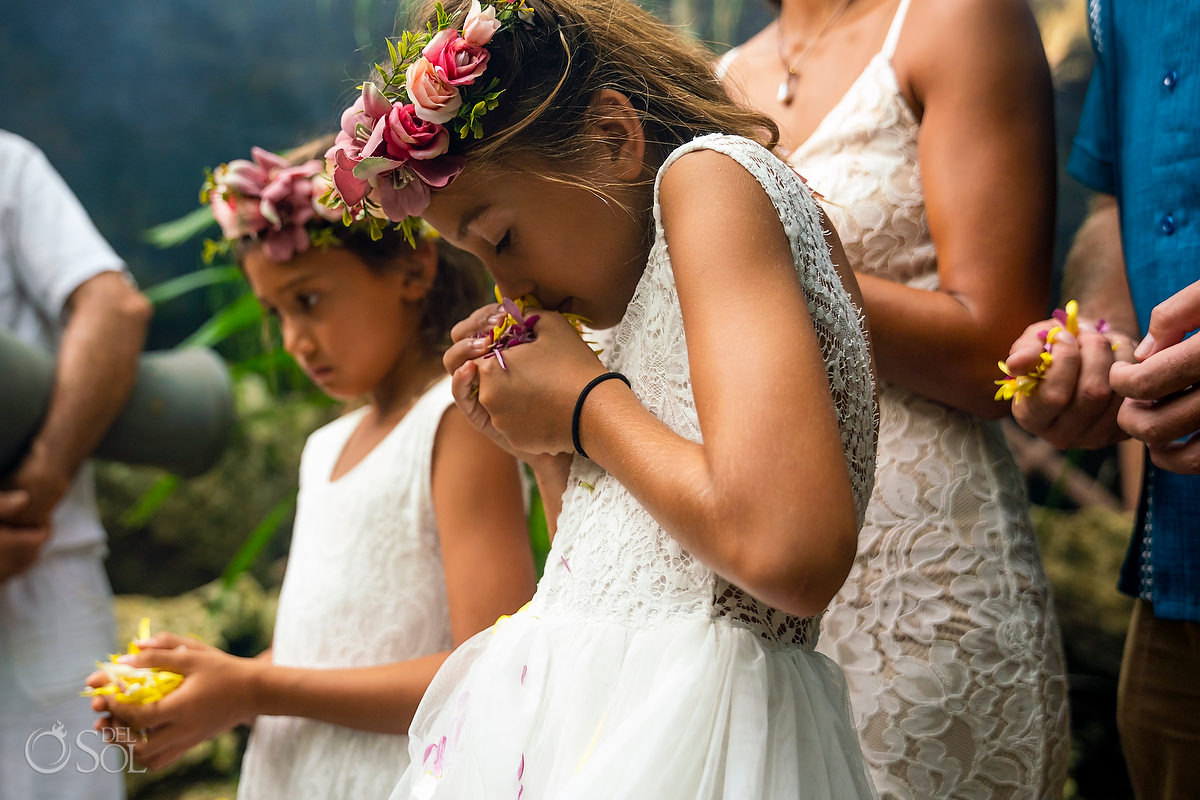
top-left (463, 0), bottom-right (502, 46)
top-left (326, 82), bottom-right (464, 222)
top-left (423, 28), bottom-right (490, 87)
top-left (406, 56), bottom-right (464, 125)
top-left (384, 104), bottom-right (450, 160)
top-left (325, 83), bottom-right (396, 209)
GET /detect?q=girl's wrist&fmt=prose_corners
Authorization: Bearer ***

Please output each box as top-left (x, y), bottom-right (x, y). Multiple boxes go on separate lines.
top-left (240, 656), bottom-right (269, 724)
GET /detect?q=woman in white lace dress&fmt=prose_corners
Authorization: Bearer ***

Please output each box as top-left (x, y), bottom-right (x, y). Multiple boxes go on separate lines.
top-left (719, 0), bottom-right (1070, 796)
top-left (305, 0), bottom-right (876, 796)
top-left (88, 147), bottom-right (535, 799)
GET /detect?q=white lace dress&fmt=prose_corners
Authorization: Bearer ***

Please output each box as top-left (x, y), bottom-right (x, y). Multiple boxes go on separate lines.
top-left (389, 134), bottom-right (879, 800)
top-left (723, 1), bottom-right (1071, 796)
top-left (236, 378), bottom-right (456, 800)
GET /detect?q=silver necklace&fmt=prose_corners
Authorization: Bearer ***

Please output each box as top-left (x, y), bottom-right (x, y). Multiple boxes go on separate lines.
top-left (775, 0), bottom-right (855, 105)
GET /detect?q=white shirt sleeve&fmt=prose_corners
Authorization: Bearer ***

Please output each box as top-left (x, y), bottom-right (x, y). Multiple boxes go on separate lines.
top-left (1, 133), bottom-right (127, 322)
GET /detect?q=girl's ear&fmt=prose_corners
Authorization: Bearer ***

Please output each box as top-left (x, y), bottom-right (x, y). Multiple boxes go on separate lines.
top-left (584, 89), bottom-right (646, 183)
top-left (398, 237), bottom-right (439, 302)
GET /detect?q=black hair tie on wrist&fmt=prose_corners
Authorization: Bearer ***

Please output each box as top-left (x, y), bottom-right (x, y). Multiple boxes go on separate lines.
top-left (571, 371), bottom-right (631, 459)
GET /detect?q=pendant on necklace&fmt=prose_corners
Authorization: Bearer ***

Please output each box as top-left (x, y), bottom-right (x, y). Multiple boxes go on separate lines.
top-left (777, 72), bottom-right (796, 105)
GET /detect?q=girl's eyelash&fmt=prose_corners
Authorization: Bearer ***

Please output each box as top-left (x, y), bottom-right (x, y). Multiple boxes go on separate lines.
top-left (495, 230), bottom-right (511, 255)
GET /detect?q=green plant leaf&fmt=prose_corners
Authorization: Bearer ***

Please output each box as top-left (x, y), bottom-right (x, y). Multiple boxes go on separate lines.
top-left (143, 266), bottom-right (243, 306)
top-left (119, 474), bottom-right (182, 528)
top-left (221, 492), bottom-right (297, 587)
top-left (181, 292), bottom-right (263, 348)
top-left (144, 206), bottom-right (218, 248)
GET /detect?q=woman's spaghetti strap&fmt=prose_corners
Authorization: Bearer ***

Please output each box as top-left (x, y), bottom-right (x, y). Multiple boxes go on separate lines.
top-left (881, 0), bottom-right (913, 60)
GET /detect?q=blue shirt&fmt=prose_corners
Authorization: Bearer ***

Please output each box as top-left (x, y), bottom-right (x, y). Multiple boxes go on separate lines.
top-left (1068, 0), bottom-right (1200, 623)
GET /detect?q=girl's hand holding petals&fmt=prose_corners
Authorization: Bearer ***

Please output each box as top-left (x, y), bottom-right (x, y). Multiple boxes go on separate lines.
top-left (91, 643), bottom-right (259, 771)
top-left (475, 312), bottom-right (608, 456)
top-left (443, 302), bottom-right (518, 457)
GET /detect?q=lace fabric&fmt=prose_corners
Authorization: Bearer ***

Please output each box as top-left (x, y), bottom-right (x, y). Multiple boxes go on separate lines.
top-left (785, 5), bottom-right (1072, 794)
top-left (236, 379), bottom-right (455, 800)
top-left (388, 134), bottom-right (879, 800)
top-left (535, 133), bottom-right (877, 651)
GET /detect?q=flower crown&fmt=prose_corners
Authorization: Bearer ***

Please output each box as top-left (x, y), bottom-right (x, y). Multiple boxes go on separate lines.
top-left (203, 146), bottom-right (353, 263)
top-left (323, 0), bottom-right (534, 231)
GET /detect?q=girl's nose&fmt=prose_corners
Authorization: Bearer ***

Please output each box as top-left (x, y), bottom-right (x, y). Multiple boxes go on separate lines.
top-left (281, 318), bottom-right (315, 358)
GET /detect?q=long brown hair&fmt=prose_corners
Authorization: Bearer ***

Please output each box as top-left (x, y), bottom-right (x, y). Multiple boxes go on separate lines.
top-left (404, 0), bottom-right (779, 178)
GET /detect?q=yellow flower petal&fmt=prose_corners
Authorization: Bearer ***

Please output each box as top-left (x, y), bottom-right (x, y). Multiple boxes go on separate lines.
top-left (80, 619), bottom-right (184, 705)
top-left (1064, 299), bottom-right (1079, 336)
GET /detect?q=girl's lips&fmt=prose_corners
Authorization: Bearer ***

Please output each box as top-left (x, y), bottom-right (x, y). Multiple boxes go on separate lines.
top-left (307, 366), bottom-right (334, 382)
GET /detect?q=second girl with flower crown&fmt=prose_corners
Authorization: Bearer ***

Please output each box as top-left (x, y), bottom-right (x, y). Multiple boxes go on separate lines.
top-left (88, 144), bottom-right (535, 799)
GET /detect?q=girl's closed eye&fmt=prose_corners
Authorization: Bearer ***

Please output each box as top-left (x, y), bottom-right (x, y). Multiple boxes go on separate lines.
top-left (495, 230), bottom-right (512, 256)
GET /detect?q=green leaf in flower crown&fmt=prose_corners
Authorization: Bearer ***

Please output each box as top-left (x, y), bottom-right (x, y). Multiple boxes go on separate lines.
top-left (399, 218), bottom-right (419, 248)
top-left (309, 227), bottom-right (340, 250)
top-left (202, 238), bottom-right (235, 265)
top-left (386, 37), bottom-right (399, 69)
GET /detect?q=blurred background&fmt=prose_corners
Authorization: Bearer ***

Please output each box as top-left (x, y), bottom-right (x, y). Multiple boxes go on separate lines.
top-left (0, 1), bottom-right (1132, 797)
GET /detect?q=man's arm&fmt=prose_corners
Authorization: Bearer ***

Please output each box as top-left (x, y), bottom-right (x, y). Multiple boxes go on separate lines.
top-left (1062, 195), bottom-right (1138, 339)
top-left (1006, 194), bottom-right (1137, 448)
top-left (0, 272), bottom-right (151, 570)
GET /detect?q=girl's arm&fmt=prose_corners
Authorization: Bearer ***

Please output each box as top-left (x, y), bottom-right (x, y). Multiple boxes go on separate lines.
top-left (473, 150), bottom-right (861, 619)
top-left (93, 410), bottom-right (534, 769)
top-left (443, 303), bottom-right (574, 535)
top-left (252, 413), bottom-right (534, 728)
top-left (855, 0), bottom-right (1055, 419)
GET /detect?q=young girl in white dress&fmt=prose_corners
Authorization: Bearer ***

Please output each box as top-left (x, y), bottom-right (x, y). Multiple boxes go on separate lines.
top-left (87, 145), bottom-right (536, 799)
top-left (319, 1), bottom-right (879, 796)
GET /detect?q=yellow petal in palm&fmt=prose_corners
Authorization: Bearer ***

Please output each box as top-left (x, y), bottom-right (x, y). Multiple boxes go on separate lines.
top-left (994, 301), bottom-right (1080, 404)
top-left (81, 618), bottom-right (184, 705)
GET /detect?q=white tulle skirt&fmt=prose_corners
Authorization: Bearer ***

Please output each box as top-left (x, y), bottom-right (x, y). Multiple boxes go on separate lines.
top-left (389, 608), bottom-right (877, 799)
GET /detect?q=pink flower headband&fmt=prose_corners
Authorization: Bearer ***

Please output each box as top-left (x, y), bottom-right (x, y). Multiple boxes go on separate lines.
top-left (204, 146), bottom-right (346, 262)
top-left (324, 0), bottom-right (534, 231)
